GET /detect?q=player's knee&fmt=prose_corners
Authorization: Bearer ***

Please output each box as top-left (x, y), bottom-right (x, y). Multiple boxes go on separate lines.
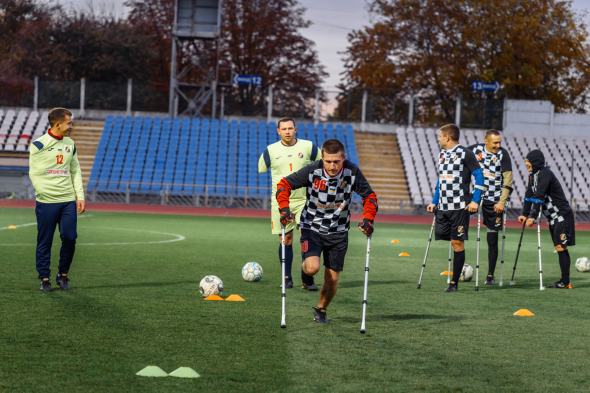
top-left (555, 245), bottom-right (567, 252)
top-left (303, 258), bottom-right (320, 275)
top-left (451, 240), bottom-right (464, 252)
top-left (61, 234), bottom-right (77, 244)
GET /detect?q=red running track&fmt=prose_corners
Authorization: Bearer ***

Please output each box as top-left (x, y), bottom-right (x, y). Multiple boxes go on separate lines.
top-left (2, 199), bottom-right (589, 230)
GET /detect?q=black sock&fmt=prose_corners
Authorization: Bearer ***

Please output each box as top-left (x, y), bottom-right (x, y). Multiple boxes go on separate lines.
top-left (278, 244), bottom-right (294, 278)
top-left (487, 231), bottom-right (499, 276)
top-left (558, 249), bottom-right (571, 284)
top-left (451, 250), bottom-right (466, 285)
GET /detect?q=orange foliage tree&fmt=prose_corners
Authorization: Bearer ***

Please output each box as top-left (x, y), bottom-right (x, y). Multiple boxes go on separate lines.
top-left (342, 0), bottom-right (590, 112)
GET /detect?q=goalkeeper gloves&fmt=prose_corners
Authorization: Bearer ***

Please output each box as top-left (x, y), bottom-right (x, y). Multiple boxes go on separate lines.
top-left (279, 207), bottom-right (295, 227)
top-left (358, 219), bottom-right (374, 235)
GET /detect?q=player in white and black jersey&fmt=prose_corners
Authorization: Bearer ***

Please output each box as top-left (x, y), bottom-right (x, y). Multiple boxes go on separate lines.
top-left (276, 139), bottom-right (378, 323)
top-left (427, 124), bottom-right (485, 292)
top-left (468, 129), bottom-right (514, 285)
top-left (519, 150), bottom-right (575, 289)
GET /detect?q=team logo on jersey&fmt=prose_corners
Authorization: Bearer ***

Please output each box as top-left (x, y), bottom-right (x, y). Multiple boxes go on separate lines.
top-left (496, 217), bottom-right (501, 227)
top-left (478, 153), bottom-right (483, 161)
top-left (452, 155), bottom-right (458, 161)
top-left (458, 226), bottom-right (464, 233)
top-left (47, 148), bottom-right (54, 151)
top-left (339, 179), bottom-right (347, 189)
top-left (65, 146), bottom-right (70, 153)
top-left (298, 152), bottom-right (303, 158)
top-left (440, 156), bottom-right (444, 163)
top-left (492, 156), bottom-right (497, 163)
top-left (560, 234), bottom-right (567, 241)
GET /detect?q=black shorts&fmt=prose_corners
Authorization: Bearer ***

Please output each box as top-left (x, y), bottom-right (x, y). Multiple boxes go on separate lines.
top-left (549, 213), bottom-right (576, 248)
top-left (435, 209), bottom-right (470, 241)
top-left (300, 229), bottom-right (348, 271)
top-left (481, 200), bottom-right (504, 231)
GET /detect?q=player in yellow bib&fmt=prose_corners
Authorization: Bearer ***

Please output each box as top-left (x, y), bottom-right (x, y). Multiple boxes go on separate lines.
top-left (258, 117), bottom-right (319, 290)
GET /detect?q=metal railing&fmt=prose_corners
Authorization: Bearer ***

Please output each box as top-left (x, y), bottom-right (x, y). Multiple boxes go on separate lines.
top-left (0, 77), bottom-right (505, 129)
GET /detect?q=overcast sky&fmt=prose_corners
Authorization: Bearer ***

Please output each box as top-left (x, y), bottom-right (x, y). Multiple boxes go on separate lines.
top-left (56, 0), bottom-right (590, 89)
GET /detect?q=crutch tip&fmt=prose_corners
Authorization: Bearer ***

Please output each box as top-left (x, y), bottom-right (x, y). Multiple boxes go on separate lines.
top-left (509, 281), bottom-right (515, 286)
top-left (416, 285), bottom-right (421, 289)
top-left (281, 324), bottom-right (286, 328)
top-left (475, 287), bottom-right (479, 291)
top-left (360, 329), bottom-right (366, 334)
top-left (499, 282), bottom-right (503, 286)
top-left (540, 287), bottom-right (546, 291)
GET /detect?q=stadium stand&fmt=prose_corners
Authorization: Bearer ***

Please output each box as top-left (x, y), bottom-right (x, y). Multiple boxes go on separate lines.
top-left (0, 110), bottom-right (49, 152)
top-left (1, 109), bottom-right (588, 214)
top-left (86, 116), bottom-right (361, 201)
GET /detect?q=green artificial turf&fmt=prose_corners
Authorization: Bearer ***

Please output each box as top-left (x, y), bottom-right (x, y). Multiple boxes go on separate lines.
top-left (1, 207), bottom-right (590, 392)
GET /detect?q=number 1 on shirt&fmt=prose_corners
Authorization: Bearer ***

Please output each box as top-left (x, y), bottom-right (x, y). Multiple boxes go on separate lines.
top-left (289, 163), bottom-right (292, 171)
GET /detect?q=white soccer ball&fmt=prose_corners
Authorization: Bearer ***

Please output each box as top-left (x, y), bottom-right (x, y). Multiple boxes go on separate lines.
top-left (242, 262), bottom-right (263, 282)
top-left (459, 264), bottom-right (474, 282)
top-left (199, 275), bottom-right (224, 297)
top-left (575, 257), bottom-right (590, 273)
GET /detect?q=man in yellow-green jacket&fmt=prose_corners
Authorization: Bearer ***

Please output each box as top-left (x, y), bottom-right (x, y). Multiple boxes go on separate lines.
top-left (29, 108), bottom-right (85, 292)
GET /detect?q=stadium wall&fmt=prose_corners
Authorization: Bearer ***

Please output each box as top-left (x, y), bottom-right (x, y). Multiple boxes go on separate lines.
top-left (504, 99), bottom-right (590, 137)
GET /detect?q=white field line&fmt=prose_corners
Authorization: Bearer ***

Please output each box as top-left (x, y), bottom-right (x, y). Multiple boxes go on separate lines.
top-left (0, 219), bottom-right (185, 246)
top-left (0, 214), bottom-right (94, 230)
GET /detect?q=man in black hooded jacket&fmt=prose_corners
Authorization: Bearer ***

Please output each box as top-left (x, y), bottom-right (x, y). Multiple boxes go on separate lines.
top-left (518, 150), bottom-right (575, 289)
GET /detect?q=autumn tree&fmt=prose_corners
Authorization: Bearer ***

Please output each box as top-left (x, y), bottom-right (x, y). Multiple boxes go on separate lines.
top-left (343, 0), bottom-right (590, 112)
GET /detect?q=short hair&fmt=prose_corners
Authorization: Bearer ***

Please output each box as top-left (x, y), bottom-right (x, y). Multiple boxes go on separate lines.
top-left (440, 124), bottom-right (460, 142)
top-left (48, 108), bottom-right (73, 128)
top-left (484, 129), bottom-right (501, 141)
top-left (321, 139), bottom-right (345, 157)
top-left (277, 117), bottom-right (295, 129)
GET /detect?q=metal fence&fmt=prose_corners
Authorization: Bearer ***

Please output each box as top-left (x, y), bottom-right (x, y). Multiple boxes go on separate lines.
top-left (0, 77), bottom-right (505, 129)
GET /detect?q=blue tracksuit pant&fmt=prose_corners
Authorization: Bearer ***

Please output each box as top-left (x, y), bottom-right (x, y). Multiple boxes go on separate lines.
top-left (35, 201), bottom-right (78, 279)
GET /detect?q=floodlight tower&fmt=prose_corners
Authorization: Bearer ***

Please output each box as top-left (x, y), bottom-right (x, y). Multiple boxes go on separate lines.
top-left (169, 0), bottom-right (223, 118)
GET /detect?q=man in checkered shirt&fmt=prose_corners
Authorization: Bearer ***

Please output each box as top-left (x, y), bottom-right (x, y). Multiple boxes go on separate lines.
top-left (427, 124), bottom-right (485, 292)
top-left (468, 129), bottom-right (514, 285)
top-left (276, 139), bottom-right (378, 323)
top-left (519, 150), bottom-right (575, 289)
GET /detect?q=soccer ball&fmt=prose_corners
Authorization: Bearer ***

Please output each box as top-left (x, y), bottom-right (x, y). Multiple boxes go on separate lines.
top-left (242, 262), bottom-right (263, 282)
top-left (199, 275), bottom-right (224, 297)
top-left (459, 264), bottom-right (474, 282)
top-left (575, 257), bottom-right (590, 273)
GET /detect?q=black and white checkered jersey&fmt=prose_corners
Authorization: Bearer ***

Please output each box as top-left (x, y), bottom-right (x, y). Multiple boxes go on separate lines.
top-left (523, 166), bottom-right (572, 225)
top-left (283, 160), bottom-right (374, 234)
top-left (435, 144), bottom-right (480, 211)
top-left (468, 144), bottom-right (512, 203)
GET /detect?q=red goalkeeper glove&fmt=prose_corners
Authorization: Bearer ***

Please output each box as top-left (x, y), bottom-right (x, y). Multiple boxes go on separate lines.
top-left (279, 207), bottom-right (295, 227)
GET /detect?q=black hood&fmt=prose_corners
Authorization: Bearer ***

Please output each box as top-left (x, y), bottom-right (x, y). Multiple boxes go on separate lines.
top-left (526, 150), bottom-right (545, 172)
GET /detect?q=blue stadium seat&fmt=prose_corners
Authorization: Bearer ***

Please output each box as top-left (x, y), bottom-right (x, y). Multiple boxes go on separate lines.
top-left (305, 123), bottom-right (314, 145)
top-left (204, 119), bottom-right (219, 195)
top-left (316, 123), bottom-right (326, 148)
top-left (215, 119), bottom-right (229, 196)
top-left (268, 122), bottom-right (278, 143)
top-left (118, 117), bottom-right (143, 192)
top-left (165, 125), bottom-right (180, 194)
top-left (335, 124), bottom-right (346, 145)
top-left (326, 123), bottom-right (336, 140)
top-left (195, 119), bottom-right (210, 194)
top-left (150, 118), bottom-right (171, 193)
top-left (97, 116), bottom-right (124, 191)
top-left (183, 118), bottom-right (200, 194)
top-left (247, 121), bottom-right (258, 196)
top-left (130, 117), bottom-right (152, 192)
